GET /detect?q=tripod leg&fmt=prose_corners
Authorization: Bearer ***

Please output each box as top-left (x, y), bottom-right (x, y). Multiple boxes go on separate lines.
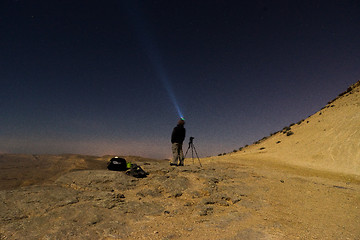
top-left (192, 145), bottom-right (202, 167)
top-left (184, 145), bottom-right (191, 158)
top-left (191, 144), bottom-right (195, 165)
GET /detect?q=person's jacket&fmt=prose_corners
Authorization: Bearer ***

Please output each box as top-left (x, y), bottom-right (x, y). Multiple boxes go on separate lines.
top-left (171, 125), bottom-right (186, 144)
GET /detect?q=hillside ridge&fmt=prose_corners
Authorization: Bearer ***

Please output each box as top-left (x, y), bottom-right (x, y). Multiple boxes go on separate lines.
top-left (223, 80), bottom-right (360, 176)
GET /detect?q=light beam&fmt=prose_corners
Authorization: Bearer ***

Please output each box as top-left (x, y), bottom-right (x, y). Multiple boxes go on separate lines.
top-left (122, 1), bottom-right (184, 118)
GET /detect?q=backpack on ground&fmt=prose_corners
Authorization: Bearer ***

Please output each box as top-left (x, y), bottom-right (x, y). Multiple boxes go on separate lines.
top-left (107, 157), bottom-right (127, 171)
top-left (126, 164), bottom-right (149, 178)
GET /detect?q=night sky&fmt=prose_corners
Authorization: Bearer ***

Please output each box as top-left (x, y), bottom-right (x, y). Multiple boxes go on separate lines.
top-left (1, 0), bottom-right (359, 159)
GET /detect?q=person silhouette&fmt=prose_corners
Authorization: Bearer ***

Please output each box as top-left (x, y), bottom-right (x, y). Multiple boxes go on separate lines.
top-left (170, 118), bottom-right (186, 166)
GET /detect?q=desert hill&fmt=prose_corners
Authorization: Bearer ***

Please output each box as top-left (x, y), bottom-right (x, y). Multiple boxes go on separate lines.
top-left (219, 80), bottom-right (360, 176)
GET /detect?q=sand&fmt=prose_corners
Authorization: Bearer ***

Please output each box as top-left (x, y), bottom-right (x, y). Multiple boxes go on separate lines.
top-left (0, 154), bottom-right (359, 239)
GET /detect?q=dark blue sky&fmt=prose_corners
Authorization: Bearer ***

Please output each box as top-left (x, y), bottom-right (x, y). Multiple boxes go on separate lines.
top-left (1, 0), bottom-right (359, 158)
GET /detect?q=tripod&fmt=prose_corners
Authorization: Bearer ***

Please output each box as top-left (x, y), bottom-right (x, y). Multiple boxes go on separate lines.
top-left (184, 137), bottom-right (202, 167)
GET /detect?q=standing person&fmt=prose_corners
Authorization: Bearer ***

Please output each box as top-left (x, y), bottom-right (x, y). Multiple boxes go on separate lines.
top-left (171, 118), bottom-right (186, 166)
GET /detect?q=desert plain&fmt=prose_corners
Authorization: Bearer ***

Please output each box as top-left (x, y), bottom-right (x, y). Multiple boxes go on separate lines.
top-left (1, 81), bottom-right (359, 239)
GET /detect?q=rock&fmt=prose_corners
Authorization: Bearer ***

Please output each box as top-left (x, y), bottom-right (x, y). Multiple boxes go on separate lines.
top-left (136, 189), bottom-right (162, 198)
top-left (174, 192), bottom-right (182, 198)
top-left (198, 209), bottom-right (208, 216)
top-left (198, 207), bottom-right (214, 216)
top-left (116, 193), bottom-right (125, 199)
top-left (56, 170), bottom-right (137, 192)
top-left (190, 190), bottom-right (202, 198)
top-left (228, 229), bottom-right (265, 240)
top-left (200, 198), bottom-right (216, 205)
top-left (218, 199), bottom-right (230, 206)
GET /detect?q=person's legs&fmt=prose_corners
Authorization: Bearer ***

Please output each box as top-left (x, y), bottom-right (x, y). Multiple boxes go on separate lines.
top-left (171, 143), bottom-right (179, 165)
top-left (178, 143), bottom-right (184, 166)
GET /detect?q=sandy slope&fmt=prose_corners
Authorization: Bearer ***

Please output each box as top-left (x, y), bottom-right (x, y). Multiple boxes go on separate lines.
top-left (222, 80), bottom-right (360, 176)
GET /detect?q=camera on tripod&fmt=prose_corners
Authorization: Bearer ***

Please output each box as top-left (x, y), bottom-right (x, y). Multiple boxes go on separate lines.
top-left (185, 136), bottom-right (202, 167)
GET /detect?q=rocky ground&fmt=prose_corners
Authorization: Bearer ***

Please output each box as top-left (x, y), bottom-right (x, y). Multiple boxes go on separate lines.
top-left (0, 155), bottom-right (359, 239)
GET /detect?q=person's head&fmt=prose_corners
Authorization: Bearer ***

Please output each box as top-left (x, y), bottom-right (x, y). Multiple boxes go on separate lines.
top-left (178, 118), bottom-right (185, 126)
